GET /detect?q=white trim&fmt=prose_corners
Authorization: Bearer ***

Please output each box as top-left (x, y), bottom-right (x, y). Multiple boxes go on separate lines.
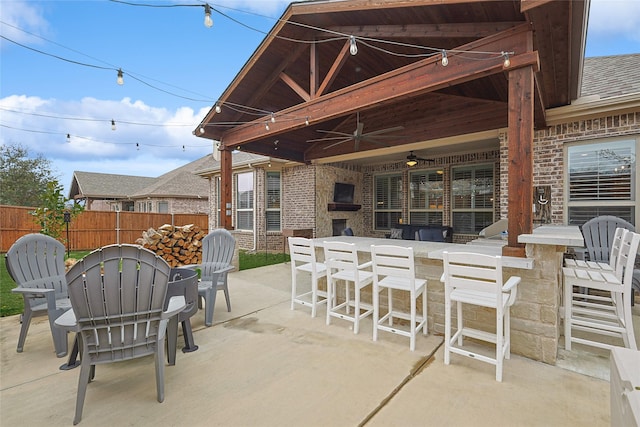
top-left (546, 93), bottom-right (640, 125)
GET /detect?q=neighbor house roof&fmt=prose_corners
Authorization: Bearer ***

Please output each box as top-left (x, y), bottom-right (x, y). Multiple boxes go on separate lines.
top-left (581, 54), bottom-right (640, 99)
top-left (69, 171), bottom-right (156, 200)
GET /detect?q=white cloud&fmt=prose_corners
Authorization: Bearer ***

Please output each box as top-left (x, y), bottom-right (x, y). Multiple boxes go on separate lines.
top-left (0, 0), bottom-right (51, 47)
top-left (0, 94), bottom-right (211, 192)
top-left (588, 0), bottom-right (640, 41)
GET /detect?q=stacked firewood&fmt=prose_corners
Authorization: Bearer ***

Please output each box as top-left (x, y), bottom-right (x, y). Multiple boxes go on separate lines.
top-left (137, 224), bottom-right (206, 267)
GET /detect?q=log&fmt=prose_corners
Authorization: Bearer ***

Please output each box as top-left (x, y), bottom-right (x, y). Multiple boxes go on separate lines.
top-left (139, 225), bottom-right (208, 267)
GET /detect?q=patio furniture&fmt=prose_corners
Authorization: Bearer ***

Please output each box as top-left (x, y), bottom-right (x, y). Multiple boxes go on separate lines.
top-left (563, 229), bottom-right (639, 351)
top-left (370, 245), bottom-right (428, 351)
top-left (578, 215), bottom-right (634, 262)
top-left (441, 251), bottom-right (520, 382)
top-left (288, 237), bottom-right (328, 318)
top-left (191, 229), bottom-right (236, 326)
top-left (5, 233), bottom-right (71, 357)
top-left (166, 268), bottom-right (200, 365)
top-left (58, 244), bottom-right (185, 424)
top-left (323, 241), bottom-right (374, 334)
top-left (342, 227), bottom-right (354, 236)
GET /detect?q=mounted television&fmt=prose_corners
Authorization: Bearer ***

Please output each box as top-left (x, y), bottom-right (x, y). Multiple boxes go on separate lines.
top-left (333, 182), bottom-right (355, 204)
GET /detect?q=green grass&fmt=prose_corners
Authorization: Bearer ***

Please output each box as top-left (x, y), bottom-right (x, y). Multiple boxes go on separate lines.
top-left (239, 250), bottom-right (289, 270)
top-left (0, 251), bottom-right (90, 317)
top-left (0, 249), bottom-right (288, 317)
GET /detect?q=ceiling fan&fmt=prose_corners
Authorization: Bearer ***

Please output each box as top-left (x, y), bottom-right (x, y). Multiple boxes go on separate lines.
top-left (306, 112), bottom-right (404, 151)
top-left (406, 151), bottom-right (433, 167)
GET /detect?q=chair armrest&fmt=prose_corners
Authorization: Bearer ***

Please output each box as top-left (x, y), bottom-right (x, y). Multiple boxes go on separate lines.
top-left (181, 264), bottom-right (202, 270)
top-left (54, 309), bottom-right (78, 332)
top-left (440, 273), bottom-right (445, 283)
top-left (162, 296), bottom-right (186, 319)
top-left (358, 261), bottom-right (373, 270)
top-left (502, 276), bottom-right (521, 292)
top-left (11, 287), bottom-right (55, 297)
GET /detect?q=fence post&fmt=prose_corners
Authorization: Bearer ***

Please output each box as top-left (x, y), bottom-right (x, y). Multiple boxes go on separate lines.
top-left (116, 210), bottom-right (120, 244)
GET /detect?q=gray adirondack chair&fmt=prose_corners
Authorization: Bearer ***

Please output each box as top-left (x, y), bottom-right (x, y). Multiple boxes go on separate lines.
top-left (579, 215), bottom-right (639, 301)
top-left (59, 244), bottom-right (185, 425)
top-left (194, 229), bottom-right (236, 326)
top-left (5, 233), bottom-right (71, 357)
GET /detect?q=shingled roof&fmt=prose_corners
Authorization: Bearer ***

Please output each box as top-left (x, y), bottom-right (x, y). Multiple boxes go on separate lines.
top-left (70, 171), bottom-right (156, 199)
top-left (581, 54), bottom-right (640, 99)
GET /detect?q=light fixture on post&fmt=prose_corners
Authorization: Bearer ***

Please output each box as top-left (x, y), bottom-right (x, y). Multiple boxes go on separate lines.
top-left (441, 50), bottom-right (448, 67)
top-left (116, 68), bottom-right (124, 85)
top-left (203, 4), bottom-right (213, 28)
top-left (111, 119), bottom-right (116, 131)
top-left (349, 35), bottom-right (358, 56)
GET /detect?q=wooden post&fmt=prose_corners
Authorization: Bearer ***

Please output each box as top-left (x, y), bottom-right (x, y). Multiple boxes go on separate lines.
top-left (503, 65), bottom-right (534, 258)
top-left (220, 148), bottom-right (234, 230)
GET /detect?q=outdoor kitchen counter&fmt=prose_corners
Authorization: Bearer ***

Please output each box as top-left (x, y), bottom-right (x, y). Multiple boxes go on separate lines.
top-left (314, 226), bottom-right (583, 365)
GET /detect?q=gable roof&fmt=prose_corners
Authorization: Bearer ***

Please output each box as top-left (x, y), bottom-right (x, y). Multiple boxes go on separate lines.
top-left (581, 54), bottom-right (640, 99)
top-left (70, 171), bottom-right (156, 199)
top-left (195, 0), bottom-right (588, 164)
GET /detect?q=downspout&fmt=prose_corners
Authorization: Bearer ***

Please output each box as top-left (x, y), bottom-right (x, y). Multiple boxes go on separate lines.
top-left (248, 163), bottom-right (258, 251)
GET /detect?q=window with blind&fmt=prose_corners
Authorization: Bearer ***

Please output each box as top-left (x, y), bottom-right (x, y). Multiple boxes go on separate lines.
top-left (451, 164), bottom-right (494, 234)
top-left (158, 201), bottom-right (168, 213)
top-left (236, 172), bottom-right (253, 230)
top-left (567, 139), bottom-right (636, 225)
top-left (374, 174), bottom-right (403, 230)
top-left (409, 170), bottom-right (443, 225)
top-left (266, 171), bottom-right (281, 231)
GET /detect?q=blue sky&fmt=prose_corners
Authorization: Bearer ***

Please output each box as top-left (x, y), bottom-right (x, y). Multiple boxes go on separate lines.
top-left (1, 0), bottom-right (639, 196)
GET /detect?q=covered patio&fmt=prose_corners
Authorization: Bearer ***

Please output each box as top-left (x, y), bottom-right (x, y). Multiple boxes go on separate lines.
top-left (1, 263), bottom-right (624, 426)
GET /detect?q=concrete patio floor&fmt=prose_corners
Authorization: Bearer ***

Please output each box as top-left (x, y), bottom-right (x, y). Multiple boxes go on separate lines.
top-left (2, 262), bottom-right (635, 427)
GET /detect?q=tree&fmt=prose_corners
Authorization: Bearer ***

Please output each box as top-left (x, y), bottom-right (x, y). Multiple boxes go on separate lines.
top-left (0, 143), bottom-right (58, 207)
top-left (31, 180), bottom-right (84, 240)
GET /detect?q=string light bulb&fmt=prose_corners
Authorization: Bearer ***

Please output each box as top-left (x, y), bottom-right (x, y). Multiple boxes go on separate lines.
top-left (136, 143), bottom-right (140, 151)
top-left (203, 4), bottom-right (213, 28)
top-left (270, 113), bottom-right (276, 123)
top-left (305, 117), bottom-right (310, 126)
top-left (116, 68), bottom-right (124, 85)
top-left (199, 126), bottom-right (205, 134)
top-left (182, 145), bottom-right (185, 152)
top-left (214, 103), bottom-right (221, 114)
top-left (349, 35), bottom-right (358, 56)
top-left (111, 119), bottom-right (116, 131)
top-left (441, 50), bottom-right (448, 67)
top-left (66, 133), bottom-right (71, 143)
top-left (502, 51), bottom-right (511, 68)
top-left (265, 122), bottom-right (270, 131)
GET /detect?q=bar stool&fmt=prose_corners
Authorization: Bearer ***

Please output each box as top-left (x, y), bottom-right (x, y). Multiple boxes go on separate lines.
top-left (288, 237), bottom-right (327, 318)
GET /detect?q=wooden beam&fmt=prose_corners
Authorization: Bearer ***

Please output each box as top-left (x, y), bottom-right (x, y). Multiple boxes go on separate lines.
top-left (520, 0), bottom-right (555, 13)
top-left (279, 72), bottom-right (310, 102)
top-left (503, 65), bottom-right (535, 258)
top-left (325, 22), bottom-right (523, 39)
top-left (310, 42), bottom-right (318, 99)
top-left (316, 40), bottom-right (351, 98)
top-left (219, 24), bottom-right (536, 148)
top-left (220, 148), bottom-right (233, 230)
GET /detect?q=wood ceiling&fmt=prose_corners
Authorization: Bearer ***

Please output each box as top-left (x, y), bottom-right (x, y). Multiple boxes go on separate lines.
top-left (197, 0), bottom-right (588, 164)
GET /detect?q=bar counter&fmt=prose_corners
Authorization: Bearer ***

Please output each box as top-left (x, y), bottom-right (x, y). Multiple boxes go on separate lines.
top-left (313, 225), bottom-right (583, 364)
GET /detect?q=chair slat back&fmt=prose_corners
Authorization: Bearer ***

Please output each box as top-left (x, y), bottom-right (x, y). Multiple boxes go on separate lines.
top-left (370, 245), bottom-right (416, 281)
top-left (582, 216), bottom-right (635, 263)
top-left (288, 237), bottom-right (315, 264)
top-left (201, 229), bottom-right (236, 280)
top-left (615, 230), bottom-right (640, 289)
top-left (66, 245), bottom-right (171, 364)
top-left (5, 234), bottom-right (68, 305)
top-left (323, 241), bottom-right (359, 272)
top-left (443, 252), bottom-right (503, 297)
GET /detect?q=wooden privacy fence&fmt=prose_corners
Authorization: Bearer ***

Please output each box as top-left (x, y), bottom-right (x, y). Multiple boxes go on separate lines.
top-left (0, 205), bottom-right (209, 252)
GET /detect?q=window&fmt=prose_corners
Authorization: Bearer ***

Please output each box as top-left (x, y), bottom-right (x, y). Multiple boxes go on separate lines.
top-left (158, 201), bottom-right (168, 213)
top-left (266, 171), bottom-right (281, 231)
top-left (452, 164), bottom-right (494, 234)
top-left (374, 174), bottom-right (402, 230)
top-left (236, 172), bottom-right (253, 230)
top-left (567, 139), bottom-right (636, 225)
top-left (409, 170), bottom-right (443, 225)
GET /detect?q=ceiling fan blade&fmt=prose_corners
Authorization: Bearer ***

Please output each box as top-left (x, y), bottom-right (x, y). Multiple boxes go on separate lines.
top-left (322, 138), bottom-right (352, 150)
top-left (316, 130), bottom-right (353, 136)
top-left (363, 126), bottom-right (405, 137)
top-left (307, 135), bottom-right (356, 143)
top-left (361, 136), bottom-right (390, 147)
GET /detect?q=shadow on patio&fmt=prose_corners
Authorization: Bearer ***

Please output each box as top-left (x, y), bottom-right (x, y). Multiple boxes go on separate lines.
top-left (2, 262), bottom-right (628, 426)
